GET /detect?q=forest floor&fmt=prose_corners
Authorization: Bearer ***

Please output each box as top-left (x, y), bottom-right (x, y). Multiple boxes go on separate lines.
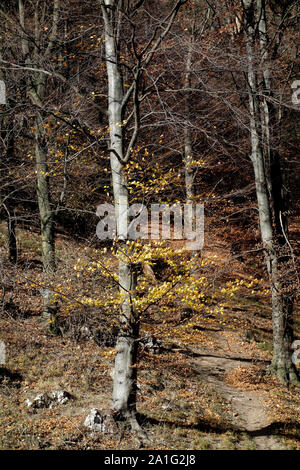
top-left (0, 224), bottom-right (299, 450)
top-left (189, 331), bottom-right (286, 450)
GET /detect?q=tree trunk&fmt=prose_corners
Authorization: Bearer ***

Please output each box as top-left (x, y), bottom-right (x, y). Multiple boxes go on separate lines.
top-left (184, 38), bottom-right (194, 205)
top-left (34, 110), bottom-right (56, 273)
top-left (19, 0), bottom-right (56, 274)
top-left (101, 1), bottom-right (188, 434)
top-left (101, 0), bottom-right (141, 428)
top-left (18, 0), bottom-right (58, 334)
top-left (113, 260), bottom-right (140, 425)
top-left (0, 63), bottom-right (18, 264)
top-left (7, 209), bottom-right (17, 264)
top-left (252, 148), bottom-right (298, 385)
top-left (244, 0), bottom-right (299, 386)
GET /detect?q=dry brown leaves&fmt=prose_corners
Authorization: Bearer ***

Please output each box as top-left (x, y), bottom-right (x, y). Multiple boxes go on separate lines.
top-left (224, 365), bottom-right (271, 391)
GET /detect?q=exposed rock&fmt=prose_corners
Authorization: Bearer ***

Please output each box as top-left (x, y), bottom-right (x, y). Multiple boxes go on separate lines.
top-left (26, 390), bottom-right (71, 409)
top-left (84, 408), bottom-right (105, 432)
top-left (139, 334), bottom-right (162, 354)
top-left (84, 409), bottom-right (117, 433)
top-left (49, 390), bottom-right (70, 405)
top-left (79, 326), bottom-right (94, 341)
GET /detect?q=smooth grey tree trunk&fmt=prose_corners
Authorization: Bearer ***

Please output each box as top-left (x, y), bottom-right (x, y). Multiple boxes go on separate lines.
top-left (101, 0), bottom-right (141, 430)
top-left (243, 0), bottom-right (299, 386)
top-left (101, 0), bottom-right (188, 433)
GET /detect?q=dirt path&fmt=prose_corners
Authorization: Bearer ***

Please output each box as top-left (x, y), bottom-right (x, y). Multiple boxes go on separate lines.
top-left (186, 334), bottom-right (286, 450)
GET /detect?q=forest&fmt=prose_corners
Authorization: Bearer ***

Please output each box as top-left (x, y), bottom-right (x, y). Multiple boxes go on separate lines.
top-left (0, 0), bottom-right (299, 451)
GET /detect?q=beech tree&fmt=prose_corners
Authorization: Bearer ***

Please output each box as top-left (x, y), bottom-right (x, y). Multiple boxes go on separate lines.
top-left (0, 73), bottom-right (17, 265)
top-left (0, 12), bottom-right (19, 264)
top-left (17, 0), bottom-right (60, 274)
top-left (100, 0), bottom-right (188, 434)
top-left (242, 0), bottom-right (299, 385)
top-left (181, 2), bottom-right (214, 204)
top-left (0, 1), bottom-right (299, 449)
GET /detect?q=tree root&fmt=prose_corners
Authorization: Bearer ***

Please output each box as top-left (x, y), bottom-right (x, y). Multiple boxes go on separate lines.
top-left (268, 361), bottom-right (300, 389)
top-left (113, 409), bottom-right (149, 448)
